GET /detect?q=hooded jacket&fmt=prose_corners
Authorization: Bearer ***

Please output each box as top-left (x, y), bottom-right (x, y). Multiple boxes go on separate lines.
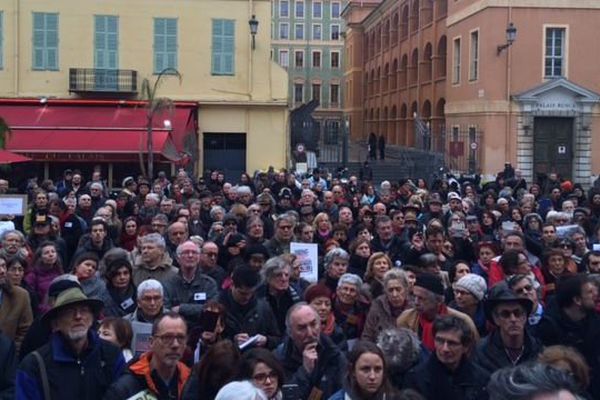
top-left (102, 352), bottom-right (190, 400)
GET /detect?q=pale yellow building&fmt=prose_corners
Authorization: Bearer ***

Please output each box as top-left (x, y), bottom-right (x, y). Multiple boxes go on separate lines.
top-left (0, 0), bottom-right (289, 184)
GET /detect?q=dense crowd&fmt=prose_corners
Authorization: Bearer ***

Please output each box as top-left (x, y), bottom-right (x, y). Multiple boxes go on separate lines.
top-left (0, 165), bottom-right (599, 400)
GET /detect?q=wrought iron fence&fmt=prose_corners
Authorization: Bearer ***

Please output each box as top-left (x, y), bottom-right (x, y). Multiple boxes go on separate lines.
top-left (444, 126), bottom-right (483, 174)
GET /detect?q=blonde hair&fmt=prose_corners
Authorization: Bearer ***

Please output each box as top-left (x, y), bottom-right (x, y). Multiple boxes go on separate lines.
top-left (364, 252), bottom-right (392, 282)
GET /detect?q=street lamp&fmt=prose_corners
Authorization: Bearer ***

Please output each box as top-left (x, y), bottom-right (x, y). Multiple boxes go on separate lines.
top-left (249, 15), bottom-right (259, 50)
top-left (497, 22), bottom-right (517, 55)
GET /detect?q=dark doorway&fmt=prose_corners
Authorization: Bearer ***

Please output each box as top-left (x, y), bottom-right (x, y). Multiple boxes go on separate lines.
top-left (203, 133), bottom-right (246, 181)
top-left (533, 117), bottom-right (573, 180)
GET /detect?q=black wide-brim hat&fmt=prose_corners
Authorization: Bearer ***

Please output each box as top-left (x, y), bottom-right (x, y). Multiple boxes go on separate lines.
top-left (484, 282), bottom-right (533, 323)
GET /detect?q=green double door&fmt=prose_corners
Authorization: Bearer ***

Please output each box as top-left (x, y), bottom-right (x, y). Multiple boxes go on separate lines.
top-left (533, 117), bottom-right (574, 179)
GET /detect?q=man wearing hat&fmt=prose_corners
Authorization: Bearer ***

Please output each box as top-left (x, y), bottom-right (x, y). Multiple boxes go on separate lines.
top-left (418, 196), bottom-right (444, 225)
top-left (472, 282), bottom-right (542, 375)
top-left (397, 273), bottom-right (479, 351)
top-left (121, 176), bottom-right (137, 200)
top-left (16, 286), bottom-right (125, 399)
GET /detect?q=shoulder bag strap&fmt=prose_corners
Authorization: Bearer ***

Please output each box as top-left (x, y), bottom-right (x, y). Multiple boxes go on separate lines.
top-left (32, 350), bottom-right (51, 400)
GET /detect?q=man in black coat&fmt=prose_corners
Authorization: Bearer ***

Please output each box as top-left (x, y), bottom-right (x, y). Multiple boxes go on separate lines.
top-left (274, 303), bottom-right (346, 400)
top-left (535, 274), bottom-right (600, 398)
top-left (472, 283), bottom-right (542, 375)
top-left (404, 315), bottom-right (489, 400)
top-left (0, 331), bottom-right (16, 400)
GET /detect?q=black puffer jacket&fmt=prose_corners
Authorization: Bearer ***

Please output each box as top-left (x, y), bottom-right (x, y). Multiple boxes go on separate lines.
top-left (404, 353), bottom-right (490, 400)
top-left (217, 290), bottom-right (281, 349)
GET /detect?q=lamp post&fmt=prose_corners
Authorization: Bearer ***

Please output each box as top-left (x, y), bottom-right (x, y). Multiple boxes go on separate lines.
top-left (497, 22), bottom-right (517, 55)
top-left (249, 15), bottom-right (259, 50)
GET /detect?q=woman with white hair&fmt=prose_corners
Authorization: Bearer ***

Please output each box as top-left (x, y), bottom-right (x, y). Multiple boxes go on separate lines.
top-left (124, 279), bottom-right (167, 325)
top-left (320, 247), bottom-right (350, 293)
top-left (215, 381), bottom-right (267, 400)
top-left (334, 273), bottom-right (370, 342)
top-left (255, 256), bottom-right (301, 333)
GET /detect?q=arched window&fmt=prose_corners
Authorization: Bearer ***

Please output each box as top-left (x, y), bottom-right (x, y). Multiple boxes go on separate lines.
top-left (400, 54), bottom-right (408, 87)
top-left (423, 42), bottom-right (433, 81)
top-left (391, 13), bottom-right (399, 44)
top-left (391, 58), bottom-right (398, 89)
top-left (383, 63), bottom-right (390, 92)
top-left (401, 6), bottom-right (409, 39)
top-left (437, 36), bottom-right (447, 78)
top-left (400, 104), bottom-right (408, 145)
top-left (410, 0), bottom-right (420, 33)
top-left (410, 48), bottom-right (419, 84)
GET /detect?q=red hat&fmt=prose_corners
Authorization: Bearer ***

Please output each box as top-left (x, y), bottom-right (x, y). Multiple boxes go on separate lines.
top-left (304, 283), bottom-right (332, 303)
top-left (560, 181), bottom-right (573, 192)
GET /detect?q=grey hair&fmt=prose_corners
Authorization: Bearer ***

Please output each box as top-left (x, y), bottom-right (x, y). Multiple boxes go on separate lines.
top-left (285, 302), bottom-right (319, 335)
top-left (337, 273), bottom-right (363, 288)
top-left (383, 269), bottom-right (408, 289)
top-left (488, 363), bottom-right (580, 400)
top-left (275, 213), bottom-right (296, 228)
top-left (1, 229), bottom-right (25, 243)
top-left (323, 247), bottom-right (350, 269)
top-left (175, 241), bottom-right (200, 257)
top-left (90, 182), bottom-right (103, 190)
top-left (146, 193), bottom-right (160, 203)
top-left (210, 205), bottom-right (226, 220)
top-left (215, 380), bottom-right (268, 400)
top-left (137, 279), bottom-right (164, 300)
top-left (262, 256), bottom-right (290, 282)
top-left (152, 213), bottom-right (169, 225)
top-left (376, 328), bottom-right (422, 370)
top-left (140, 233), bottom-right (166, 250)
top-left (236, 185), bottom-right (252, 195)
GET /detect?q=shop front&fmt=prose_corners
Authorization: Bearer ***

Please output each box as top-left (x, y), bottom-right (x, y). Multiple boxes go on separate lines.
top-left (0, 99), bottom-right (198, 187)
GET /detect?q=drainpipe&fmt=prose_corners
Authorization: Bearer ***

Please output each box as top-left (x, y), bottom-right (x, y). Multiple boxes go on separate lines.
top-left (505, 5), bottom-right (513, 163)
top-left (13, 0), bottom-right (20, 95)
top-left (248, 0), bottom-right (254, 99)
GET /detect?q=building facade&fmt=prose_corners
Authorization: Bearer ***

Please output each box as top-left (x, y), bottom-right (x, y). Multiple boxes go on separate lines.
top-left (271, 0), bottom-right (345, 146)
top-left (344, 0), bottom-right (600, 186)
top-left (0, 0), bottom-right (288, 185)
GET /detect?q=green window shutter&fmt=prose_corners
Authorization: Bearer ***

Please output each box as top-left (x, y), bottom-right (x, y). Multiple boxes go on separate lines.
top-left (154, 18), bottom-right (177, 73)
top-left (45, 13), bottom-right (58, 70)
top-left (32, 12), bottom-right (45, 69)
top-left (95, 15), bottom-right (118, 69)
top-left (212, 19), bottom-right (234, 75)
top-left (0, 12), bottom-right (4, 69)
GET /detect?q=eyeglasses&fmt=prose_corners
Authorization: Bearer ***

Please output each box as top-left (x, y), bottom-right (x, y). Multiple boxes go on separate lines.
top-left (278, 225), bottom-right (293, 230)
top-left (253, 371), bottom-right (278, 383)
top-left (495, 308), bottom-right (525, 319)
top-left (514, 285), bottom-right (534, 295)
top-left (204, 252), bottom-right (218, 258)
top-left (154, 334), bottom-right (187, 345)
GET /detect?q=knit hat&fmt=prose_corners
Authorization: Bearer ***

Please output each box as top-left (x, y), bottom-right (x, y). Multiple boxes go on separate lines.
top-left (304, 283), bottom-right (333, 303)
top-left (453, 274), bottom-right (487, 301)
top-left (414, 273), bottom-right (445, 296)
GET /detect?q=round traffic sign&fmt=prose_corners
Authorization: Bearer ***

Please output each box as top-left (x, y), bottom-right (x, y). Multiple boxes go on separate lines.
top-left (470, 142), bottom-right (478, 150)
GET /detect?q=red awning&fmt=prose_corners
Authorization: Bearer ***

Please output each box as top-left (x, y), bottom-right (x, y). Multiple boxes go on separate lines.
top-left (0, 99), bottom-right (197, 162)
top-left (6, 129), bottom-right (180, 162)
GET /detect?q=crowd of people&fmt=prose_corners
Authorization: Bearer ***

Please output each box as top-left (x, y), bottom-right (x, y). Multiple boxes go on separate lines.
top-left (0, 165), bottom-right (599, 400)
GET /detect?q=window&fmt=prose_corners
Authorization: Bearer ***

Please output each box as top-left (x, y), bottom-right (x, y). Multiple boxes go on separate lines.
top-left (280, 0), bottom-right (289, 17)
top-left (0, 12), bottom-right (3, 69)
top-left (313, 2), bottom-right (322, 19)
top-left (312, 83), bottom-right (321, 102)
top-left (545, 27), bottom-right (565, 78)
top-left (331, 24), bottom-right (340, 40)
top-left (280, 23), bottom-right (289, 40)
top-left (312, 24), bottom-right (322, 40)
top-left (32, 12), bottom-right (59, 70)
top-left (154, 18), bottom-right (177, 73)
top-left (452, 37), bottom-right (461, 84)
top-left (294, 83), bottom-right (304, 103)
top-left (295, 24), bottom-right (304, 40)
top-left (279, 49), bottom-right (289, 68)
top-left (312, 51), bottom-right (321, 67)
top-left (330, 84), bottom-right (340, 104)
top-left (331, 2), bottom-right (341, 19)
top-left (94, 15), bottom-right (118, 69)
top-left (331, 51), bottom-right (340, 68)
top-left (295, 50), bottom-right (304, 68)
top-left (295, 1), bottom-right (305, 18)
top-left (211, 19), bottom-right (235, 75)
top-left (469, 30), bottom-right (479, 81)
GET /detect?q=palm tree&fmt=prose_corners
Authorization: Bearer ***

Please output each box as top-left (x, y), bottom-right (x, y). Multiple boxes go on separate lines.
top-left (0, 117), bottom-right (11, 149)
top-left (139, 67), bottom-right (182, 179)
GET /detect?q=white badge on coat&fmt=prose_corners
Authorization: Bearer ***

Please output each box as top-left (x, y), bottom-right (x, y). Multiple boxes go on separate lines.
top-left (120, 298), bottom-right (135, 310)
top-left (193, 292), bottom-right (207, 302)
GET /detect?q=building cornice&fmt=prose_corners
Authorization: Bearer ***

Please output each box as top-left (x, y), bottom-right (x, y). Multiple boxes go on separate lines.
top-left (447, 0), bottom-right (600, 27)
top-left (445, 100), bottom-right (510, 115)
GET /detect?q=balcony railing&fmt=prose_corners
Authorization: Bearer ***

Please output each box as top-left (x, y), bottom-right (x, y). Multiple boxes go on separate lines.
top-left (69, 68), bottom-right (138, 93)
